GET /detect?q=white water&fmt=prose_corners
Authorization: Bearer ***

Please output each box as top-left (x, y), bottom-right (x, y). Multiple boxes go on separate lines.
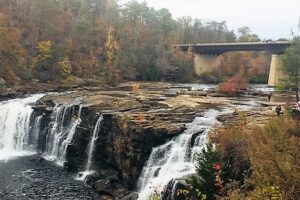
top-left (31, 115), bottom-right (43, 150)
top-left (60, 106), bottom-right (83, 163)
top-left (137, 109), bottom-right (221, 200)
top-left (76, 114), bottom-right (103, 181)
top-left (0, 94), bottom-right (44, 160)
top-left (250, 84), bottom-right (274, 92)
top-left (186, 84), bottom-right (217, 91)
top-left (44, 105), bottom-right (82, 165)
top-left (86, 114), bottom-right (103, 171)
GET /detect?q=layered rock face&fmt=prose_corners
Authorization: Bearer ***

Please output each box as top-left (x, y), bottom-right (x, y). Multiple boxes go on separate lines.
top-left (0, 81), bottom-right (275, 200)
top-left (28, 83), bottom-right (271, 199)
top-left (31, 84), bottom-right (208, 199)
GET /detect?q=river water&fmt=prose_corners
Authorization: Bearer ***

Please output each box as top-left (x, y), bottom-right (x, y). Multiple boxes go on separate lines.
top-left (137, 109), bottom-right (223, 199)
top-left (0, 155), bottom-right (94, 200)
top-left (0, 95), bottom-right (94, 199)
top-left (137, 84), bottom-right (271, 199)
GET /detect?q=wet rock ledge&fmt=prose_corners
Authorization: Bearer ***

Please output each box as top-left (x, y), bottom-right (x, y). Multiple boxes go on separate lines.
top-left (30, 83), bottom-right (269, 199)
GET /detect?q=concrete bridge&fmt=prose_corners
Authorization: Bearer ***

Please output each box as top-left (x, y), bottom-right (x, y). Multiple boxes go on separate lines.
top-left (174, 42), bottom-right (292, 86)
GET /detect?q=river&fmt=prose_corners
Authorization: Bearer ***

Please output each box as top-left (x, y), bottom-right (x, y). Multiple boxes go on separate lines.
top-left (0, 84), bottom-right (271, 199)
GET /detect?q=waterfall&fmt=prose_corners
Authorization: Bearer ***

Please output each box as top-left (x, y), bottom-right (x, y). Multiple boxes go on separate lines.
top-left (0, 94), bottom-right (44, 160)
top-left (44, 105), bottom-right (83, 165)
top-left (30, 115), bottom-right (43, 150)
top-left (137, 109), bottom-right (220, 200)
top-left (86, 114), bottom-right (103, 171)
top-left (0, 94), bottom-right (83, 164)
top-left (60, 106), bottom-right (83, 162)
top-left (76, 114), bottom-right (103, 181)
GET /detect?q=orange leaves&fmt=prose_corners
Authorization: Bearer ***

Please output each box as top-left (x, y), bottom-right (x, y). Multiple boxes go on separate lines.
top-left (217, 51), bottom-right (270, 82)
top-left (137, 113), bottom-right (145, 122)
top-left (0, 12), bottom-right (25, 84)
top-left (219, 75), bottom-right (248, 96)
top-left (131, 83), bottom-right (140, 94)
top-left (218, 77), bottom-right (239, 95)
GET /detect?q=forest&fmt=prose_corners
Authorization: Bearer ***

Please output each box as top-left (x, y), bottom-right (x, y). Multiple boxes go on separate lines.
top-left (0, 0), bottom-right (275, 87)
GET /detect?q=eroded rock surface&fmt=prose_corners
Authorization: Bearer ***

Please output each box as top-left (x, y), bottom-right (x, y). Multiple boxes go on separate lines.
top-left (29, 83), bottom-right (272, 199)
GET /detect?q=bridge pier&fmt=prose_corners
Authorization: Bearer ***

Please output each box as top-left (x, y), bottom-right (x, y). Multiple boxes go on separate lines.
top-left (194, 54), bottom-right (221, 76)
top-left (268, 54), bottom-right (284, 87)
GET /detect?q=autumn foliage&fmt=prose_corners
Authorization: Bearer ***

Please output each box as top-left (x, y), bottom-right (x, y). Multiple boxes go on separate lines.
top-left (196, 116), bottom-right (300, 200)
top-left (204, 51), bottom-right (271, 84)
top-left (131, 83), bottom-right (140, 94)
top-left (0, 0), bottom-right (267, 87)
top-left (218, 76), bottom-right (248, 95)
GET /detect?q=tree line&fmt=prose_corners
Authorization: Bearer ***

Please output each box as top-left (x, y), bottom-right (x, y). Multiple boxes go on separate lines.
top-left (0, 0), bottom-right (272, 86)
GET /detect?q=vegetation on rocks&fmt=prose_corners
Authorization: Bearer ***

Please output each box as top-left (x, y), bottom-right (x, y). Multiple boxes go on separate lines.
top-left (218, 76), bottom-right (248, 96)
top-left (180, 114), bottom-right (300, 200)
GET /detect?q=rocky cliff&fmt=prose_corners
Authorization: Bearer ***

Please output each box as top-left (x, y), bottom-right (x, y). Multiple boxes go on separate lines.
top-left (29, 83), bottom-right (270, 199)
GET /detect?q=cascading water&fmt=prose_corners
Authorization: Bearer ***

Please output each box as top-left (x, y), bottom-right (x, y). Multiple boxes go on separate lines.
top-left (44, 105), bottom-right (83, 165)
top-left (86, 114), bottom-right (103, 171)
top-left (30, 115), bottom-right (43, 150)
top-left (60, 106), bottom-right (83, 162)
top-left (77, 114), bottom-right (103, 181)
top-left (0, 93), bottom-right (83, 164)
top-left (0, 94), bottom-right (44, 160)
top-left (137, 109), bottom-right (221, 200)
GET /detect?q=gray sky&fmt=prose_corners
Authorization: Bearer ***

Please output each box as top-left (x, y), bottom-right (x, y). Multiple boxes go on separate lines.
top-left (119, 0), bottom-right (300, 40)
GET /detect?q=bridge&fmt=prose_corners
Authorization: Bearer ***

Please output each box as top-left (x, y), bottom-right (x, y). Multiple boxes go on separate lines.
top-left (174, 42), bottom-right (292, 86)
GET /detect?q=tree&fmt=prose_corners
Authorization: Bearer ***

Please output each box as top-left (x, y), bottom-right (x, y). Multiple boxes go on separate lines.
top-left (279, 36), bottom-right (300, 101)
top-left (33, 40), bottom-right (70, 81)
top-left (0, 12), bottom-right (26, 84)
top-left (237, 26), bottom-right (260, 42)
top-left (105, 27), bottom-right (119, 84)
top-left (189, 142), bottom-right (223, 199)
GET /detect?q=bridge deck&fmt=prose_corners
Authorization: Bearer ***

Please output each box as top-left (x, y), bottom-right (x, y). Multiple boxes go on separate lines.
top-left (174, 42), bottom-right (291, 55)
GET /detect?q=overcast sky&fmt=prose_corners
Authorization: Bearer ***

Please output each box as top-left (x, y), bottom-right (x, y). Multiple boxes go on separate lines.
top-left (119, 0), bottom-right (300, 40)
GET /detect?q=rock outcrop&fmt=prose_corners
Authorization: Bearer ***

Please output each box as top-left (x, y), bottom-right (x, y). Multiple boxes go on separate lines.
top-left (29, 82), bottom-right (272, 199)
top-left (30, 84), bottom-right (207, 199)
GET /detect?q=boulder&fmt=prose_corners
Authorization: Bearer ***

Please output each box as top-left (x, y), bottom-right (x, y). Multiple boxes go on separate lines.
top-left (94, 179), bottom-right (115, 196)
top-left (117, 192), bottom-right (138, 200)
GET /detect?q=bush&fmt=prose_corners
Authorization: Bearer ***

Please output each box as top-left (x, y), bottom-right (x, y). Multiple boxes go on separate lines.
top-left (168, 49), bottom-right (196, 82)
top-left (205, 115), bottom-right (300, 199)
top-left (246, 117), bottom-right (300, 199)
top-left (218, 77), bottom-right (248, 96)
top-left (61, 75), bottom-right (77, 86)
top-left (210, 126), bottom-right (251, 185)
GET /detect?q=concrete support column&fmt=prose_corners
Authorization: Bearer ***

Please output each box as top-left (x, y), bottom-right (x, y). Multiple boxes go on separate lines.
top-left (194, 54), bottom-right (221, 76)
top-left (268, 54), bottom-right (284, 87)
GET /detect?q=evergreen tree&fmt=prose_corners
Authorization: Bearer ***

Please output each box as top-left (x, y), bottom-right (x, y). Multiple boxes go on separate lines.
top-left (189, 142), bottom-right (223, 200)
